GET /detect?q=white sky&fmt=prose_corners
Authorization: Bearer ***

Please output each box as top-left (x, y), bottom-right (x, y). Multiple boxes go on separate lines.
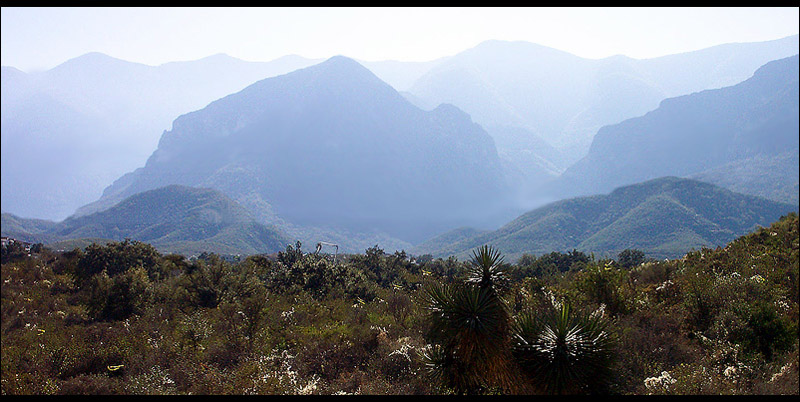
top-left (2, 7), bottom-right (798, 72)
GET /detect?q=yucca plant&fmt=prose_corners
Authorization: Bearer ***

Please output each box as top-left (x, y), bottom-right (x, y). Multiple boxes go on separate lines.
top-left (418, 245), bottom-right (518, 394)
top-left (420, 282), bottom-right (514, 394)
top-left (512, 298), bottom-right (617, 394)
top-left (466, 245), bottom-right (508, 291)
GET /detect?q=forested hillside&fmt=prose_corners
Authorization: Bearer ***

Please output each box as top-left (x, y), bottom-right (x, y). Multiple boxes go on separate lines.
top-left (419, 177), bottom-right (796, 261)
top-left (2, 186), bottom-right (290, 256)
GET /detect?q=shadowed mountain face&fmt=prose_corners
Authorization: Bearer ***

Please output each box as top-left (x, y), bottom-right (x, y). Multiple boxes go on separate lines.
top-left (79, 56), bottom-right (509, 245)
top-left (2, 185), bottom-right (291, 256)
top-left (414, 177), bottom-right (797, 261)
top-left (551, 55), bottom-right (799, 202)
top-left (407, 35), bottom-right (800, 170)
top-left (1, 53), bottom-right (323, 221)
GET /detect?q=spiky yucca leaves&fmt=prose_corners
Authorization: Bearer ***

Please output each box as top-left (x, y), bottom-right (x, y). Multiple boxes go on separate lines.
top-left (466, 245), bottom-right (508, 291)
top-left (512, 299), bottom-right (617, 394)
top-left (420, 282), bottom-right (515, 393)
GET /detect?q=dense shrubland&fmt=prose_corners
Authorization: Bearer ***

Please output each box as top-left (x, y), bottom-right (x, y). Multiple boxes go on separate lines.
top-left (2, 213), bottom-right (797, 395)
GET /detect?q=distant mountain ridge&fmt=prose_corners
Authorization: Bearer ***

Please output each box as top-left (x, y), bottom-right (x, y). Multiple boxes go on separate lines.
top-left (77, 56), bottom-right (510, 249)
top-left (2, 185), bottom-right (291, 256)
top-left (4, 35), bottom-right (797, 222)
top-left (414, 177), bottom-right (797, 261)
top-left (407, 35), bottom-right (800, 185)
top-left (1, 52), bottom-right (324, 221)
top-left (552, 54), bottom-right (799, 202)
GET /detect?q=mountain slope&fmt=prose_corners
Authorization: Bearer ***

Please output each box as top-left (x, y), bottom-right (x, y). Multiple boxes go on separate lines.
top-left (418, 177), bottom-right (797, 261)
top-left (1, 213), bottom-right (60, 244)
top-left (79, 56), bottom-right (509, 247)
top-left (25, 185), bottom-right (292, 255)
top-left (1, 53), bottom-right (322, 221)
top-left (553, 55), bottom-right (799, 201)
top-left (690, 149), bottom-right (799, 206)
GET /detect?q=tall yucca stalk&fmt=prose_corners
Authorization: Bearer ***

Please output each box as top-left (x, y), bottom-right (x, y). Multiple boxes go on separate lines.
top-left (512, 299), bottom-right (617, 394)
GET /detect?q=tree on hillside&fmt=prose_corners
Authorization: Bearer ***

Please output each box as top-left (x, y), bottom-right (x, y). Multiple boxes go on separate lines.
top-left (617, 249), bottom-right (646, 269)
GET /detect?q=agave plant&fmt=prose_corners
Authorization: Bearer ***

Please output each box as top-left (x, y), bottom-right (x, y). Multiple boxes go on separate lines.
top-left (466, 245), bottom-right (508, 291)
top-left (512, 298), bottom-right (617, 394)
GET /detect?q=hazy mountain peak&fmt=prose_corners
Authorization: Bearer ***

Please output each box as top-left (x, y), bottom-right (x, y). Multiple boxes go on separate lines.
top-left (88, 55), bottom-right (508, 245)
top-left (248, 54), bottom-right (400, 102)
top-left (554, 53), bottom-right (799, 201)
top-left (205, 52), bottom-right (235, 59)
top-left (53, 52), bottom-right (149, 70)
top-left (172, 52), bottom-right (240, 64)
top-left (310, 55), bottom-right (377, 76)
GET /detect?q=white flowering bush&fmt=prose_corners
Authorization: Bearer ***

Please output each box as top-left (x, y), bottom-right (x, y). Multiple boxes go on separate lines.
top-left (643, 370), bottom-right (676, 394)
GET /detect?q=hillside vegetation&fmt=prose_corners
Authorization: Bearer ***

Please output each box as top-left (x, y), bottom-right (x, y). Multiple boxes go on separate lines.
top-left (2, 212), bottom-right (797, 395)
top-left (419, 177), bottom-right (796, 261)
top-left (2, 185), bottom-right (291, 256)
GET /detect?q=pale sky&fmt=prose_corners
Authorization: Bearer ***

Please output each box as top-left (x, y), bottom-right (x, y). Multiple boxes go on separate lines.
top-left (2, 7), bottom-right (799, 72)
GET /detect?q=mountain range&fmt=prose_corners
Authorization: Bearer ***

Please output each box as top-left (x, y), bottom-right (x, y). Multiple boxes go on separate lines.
top-left (1, 53), bottom-right (325, 220)
top-left (413, 177), bottom-right (797, 261)
top-left (74, 56), bottom-right (510, 249)
top-left (6, 177), bottom-right (794, 259)
top-left (3, 35), bottom-right (797, 221)
top-left (551, 55), bottom-right (799, 203)
top-left (406, 35), bottom-right (800, 191)
top-left (3, 37), bottom-right (798, 258)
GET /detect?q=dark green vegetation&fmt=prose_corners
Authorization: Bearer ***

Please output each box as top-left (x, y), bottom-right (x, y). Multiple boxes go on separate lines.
top-left (2, 185), bottom-right (290, 256)
top-left (2, 213), bottom-right (797, 395)
top-left (417, 177), bottom-right (797, 261)
top-left (554, 55), bottom-right (799, 203)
